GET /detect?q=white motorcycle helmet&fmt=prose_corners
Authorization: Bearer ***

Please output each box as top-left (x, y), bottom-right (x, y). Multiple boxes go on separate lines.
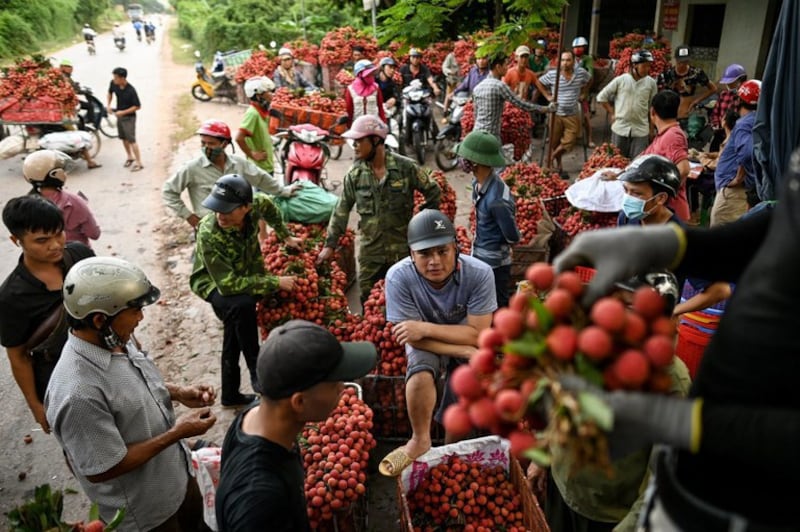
top-left (244, 76), bottom-right (276, 99)
top-left (23, 150), bottom-right (70, 186)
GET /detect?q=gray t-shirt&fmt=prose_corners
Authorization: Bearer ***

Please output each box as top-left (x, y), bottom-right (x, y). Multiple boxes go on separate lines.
top-left (46, 335), bottom-right (190, 531)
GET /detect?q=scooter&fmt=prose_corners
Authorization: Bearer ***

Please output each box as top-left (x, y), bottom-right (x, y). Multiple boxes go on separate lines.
top-left (383, 103), bottom-right (402, 153)
top-left (114, 36), bottom-right (126, 52)
top-left (80, 86), bottom-right (118, 139)
top-left (191, 51), bottom-right (238, 103)
top-left (400, 79), bottom-right (437, 165)
top-left (85, 38), bottom-right (96, 56)
top-left (434, 90), bottom-right (469, 171)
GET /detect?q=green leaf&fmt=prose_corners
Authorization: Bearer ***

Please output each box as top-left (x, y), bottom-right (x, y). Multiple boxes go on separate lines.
top-left (524, 447), bottom-right (552, 467)
top-left (106, 507), bottom-right (127, 531)
top-left (89, 502), bottom-right (99, 521)
top-left (577, 391), bottom-right (613, 432)
top-left (530, 297), bottom-right (554, 333)
top-left (574, 354), bottom-right (605, 388)
top-left (527, 377), bottom-right (551, 406)
top-left (504, 330), bottom-right (547, 358)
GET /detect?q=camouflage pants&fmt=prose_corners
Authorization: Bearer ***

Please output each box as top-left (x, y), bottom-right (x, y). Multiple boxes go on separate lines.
top-left (358, 257), bottom-right (394, 304)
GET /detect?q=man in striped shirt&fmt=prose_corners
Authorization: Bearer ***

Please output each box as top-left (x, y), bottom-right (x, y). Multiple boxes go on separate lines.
top-left (538, 51), bottom-right (591, 175)
top-left (472, 52), bottom-right (555, 144)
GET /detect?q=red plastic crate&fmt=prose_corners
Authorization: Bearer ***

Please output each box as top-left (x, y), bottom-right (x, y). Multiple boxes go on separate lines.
top-left (575, 266), bottom-right (596, 283)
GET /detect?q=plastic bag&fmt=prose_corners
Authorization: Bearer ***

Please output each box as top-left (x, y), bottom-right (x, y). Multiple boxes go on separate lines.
top-left (38, 131), bottom-right (94, 154)
top-left (565, 169), bottom-right (625, 212)
top-left (272, 181), bottom-right (339, 223)
top-left (191, 447), bottom-right (222, 531)
top-left (0, 134), bottom-right (25, 159)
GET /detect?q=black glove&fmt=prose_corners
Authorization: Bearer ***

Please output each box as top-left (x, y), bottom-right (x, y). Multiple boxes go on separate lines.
top-left (553, 224), bottom-right (685, 305)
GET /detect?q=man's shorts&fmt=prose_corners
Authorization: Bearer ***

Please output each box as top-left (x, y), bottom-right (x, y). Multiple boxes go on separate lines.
top-left (551, 114), bottom-right (581, 151)
top-left (118, 114), bottom-right (137, 142)
top-left (406, 346), bottom-right (462, 423)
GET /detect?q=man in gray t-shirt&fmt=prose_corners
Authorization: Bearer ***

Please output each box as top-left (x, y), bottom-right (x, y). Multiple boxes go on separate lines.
top-left (378, 210), bottom-right (496, 477)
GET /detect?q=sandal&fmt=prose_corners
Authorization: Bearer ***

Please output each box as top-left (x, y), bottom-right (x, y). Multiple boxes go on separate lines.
top-left (88, 163), bottom-right (102, 170)
top-left (378, 447), bottom-right (417, 477)
top-left (130, 163), bottom-right (144, 172)
top-left (123, 159), bottom-right (134, 168)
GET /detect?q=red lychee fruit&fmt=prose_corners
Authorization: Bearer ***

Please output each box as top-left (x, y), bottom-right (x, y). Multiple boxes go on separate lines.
top-left (526, 262), bottom-right (555, 291)
top-left (468, 397), bottom-right (499, 429)
top-left (622, 312), bottom-right (648, 345)
top-left (603, 366), bottom-right (624, 390)
top-left (449, 365), bottom-right (483, 400)
top-left (577, 326), bottom-right (614, 361)
top-left (544, 288), bottom-right (574, 319)
top-left (508, 430), bottom-right (538, 458)
top-left (555, 270), bottom-right (584, 298)
top-left (590, 297), bottom-right (627, 333)
top-left (478, 327), bottom-right (505, 350)
top-left (648, 370), bottom-right (673, 393)
top-left (495, 389), bottom-right (524, 420)
top-left (469, 347), bottom-right (497, 375)
top-left (632, 286), bottom-right (665, 320)
top-left (443, 404), bottom-right (473, 438)
top-left (643, 334), bottom-right (674, 368)
top-left (493, 308), bottom-right (524, 340)
top-left (546, 324), bottom-right (579, 361)
top-left (613, 349), bottom-right (651, 389)
top-left (508, 292), bottom-right (530, 313)
top-left (650, 316), bottom-right (676, 337)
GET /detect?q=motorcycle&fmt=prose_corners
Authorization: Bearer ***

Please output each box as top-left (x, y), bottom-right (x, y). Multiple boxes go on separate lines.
top-left (114, 36), bottom-right (126, 52)
top-left (271, 110), bottom-right (349, 189)
top-left (684, 97), bottom-right (717, 151)
top-left (85, 37), bottom-right (96, 56)
top-left (400, 79), bottom-right (437, 165)
top-left (80, 86), bottom-right (118, 139)
top-left (434, 90), bottom-right (469, 171)
top-left (145, 27), bottom-right (155, 45)
top-left (191, 51), bottom-right (238, 103)
top-left (383, 102), bottom-right (402, 153)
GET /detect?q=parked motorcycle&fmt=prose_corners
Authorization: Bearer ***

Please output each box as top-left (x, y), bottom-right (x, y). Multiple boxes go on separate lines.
top-left (191, 51), bottom-right (238, 103)
top-left (114, 36), bottom-right (126, 52)
top-left (80, 86), bottom-right (118, 139)
top-left (685, 98), bottom-right (718, 151)
top-left (434, 90), bottom-right (469, 171)
top-left (400, 79), bottom-right (436, 165)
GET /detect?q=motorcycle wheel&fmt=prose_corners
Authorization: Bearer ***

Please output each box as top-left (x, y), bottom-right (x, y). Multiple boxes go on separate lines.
top-left (328, 142), bottom-right (343, 160)
top-left (434, 136), bottom-right (459, 172)
top-left (192, 85), bottom-right (212, 102)
top-left (99, 114), bottom-right (119, 139)
top-left (412, 129), bottom-right (425, 165)
top-left (86, 129), bottom-right (101, 158)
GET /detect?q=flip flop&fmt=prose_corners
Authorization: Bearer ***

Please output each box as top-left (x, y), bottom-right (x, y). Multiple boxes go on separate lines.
top-left (131, 163), bottom-right (144, 172)
top-left (378, 447), bottom-right (415, 477)
top-left (88, 163), bottom-right (102, 170)
top-left (123, 159), bottom-right (134, 168)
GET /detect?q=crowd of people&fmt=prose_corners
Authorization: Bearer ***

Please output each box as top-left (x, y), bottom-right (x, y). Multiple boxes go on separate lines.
top-left (0, 29), bottom-right (795, 532)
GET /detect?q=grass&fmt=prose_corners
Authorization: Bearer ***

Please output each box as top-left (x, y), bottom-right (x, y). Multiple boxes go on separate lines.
top-left (171, 93), bottom-right (198, 147)
top-left (169, 24), bottom-right (197, 66)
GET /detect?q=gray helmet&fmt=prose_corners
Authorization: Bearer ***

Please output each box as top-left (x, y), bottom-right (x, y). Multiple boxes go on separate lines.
top-left (619, 154), bottom-right (681, 198)
top-left (379, 57), bottom-right (396, 68)
top-left (454, 130), bottom-right (506, 167)
top-left (407, 209), bottom-right (456, 251)
top-left (631, 50), bottom-right (654, 64)
top-left (63, 257), bottom-right (160, 319)
top-left (201, 174), bottom-right (253, 213)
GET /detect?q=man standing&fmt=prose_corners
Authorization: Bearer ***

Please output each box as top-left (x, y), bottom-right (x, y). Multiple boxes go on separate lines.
top-left (572, 36), bottom-right (596, 148)
top-left (657, 45), bottom-right (717, 122)
top-left (400, 48), bottom-right (441, 98)
top-left (709, 64), bottom-right (746, 150)
top-left (472, 52), bottom-right (555, 143)
top-left (597, 49), bottom-right (658, 159)
top-left (538, 51), bottom-right (592, 175)
top-left (710, 80), bottom-right (760, 226)
top-left (47, 257), bottom-right (216, 530)
top-left (441, 51), bottom-right (489, 112)
top-left (215, 320), bottom-right (376, 530)
top-left (236, 77), bottom-right (277, 174)
top-left (502, 45), bottom-right (549, 101)
top-left (529, 39), bottom-right (551, 75)
top-left (0, 196), bottom-right (93, 433)
top-left (107, 67), bottom-right (143, 172)
top-left (162, 120), bottom-right (294, 230)
top-left (454, 130), bottom-right (520, 307)
top-left (272, 48), bottom-right (316, 91)
top-left (317, 115), bottom-right (441, 302)
top-left (191, 174), bottom-right (300, 406)
top-left (639, 90), bottom-right (691, 221)
top-left (378, 209), bottom-right (496, 476)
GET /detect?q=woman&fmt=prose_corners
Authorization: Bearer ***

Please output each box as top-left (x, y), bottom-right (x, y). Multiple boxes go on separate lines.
top-left (345, 59), bottom-right (386, 124)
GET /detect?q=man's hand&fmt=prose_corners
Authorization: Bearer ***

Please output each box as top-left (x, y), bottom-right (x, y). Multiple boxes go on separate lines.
top-left (278, 276), bottom-right (297, 291)
top-left (280, 183), bottom-right (302, 198)
top-left (547, 102), bottom-right (558, 113)
top-left (187, 214), bottom-right (201, 229)
top-left (174, 408), bottom-right (216, 439)
top-left (316, 246), bottom-right (334, 265)
top-left (177, 384), bottom-right (216, 408)
top-left (31, 402), bottom-right (51, 434)
top-left (284, 236), bottom-right (303, 251)
top-left (250, 151), bottom-right (267, 161)
top-left (392, 320), bottom-right (429, 345)
top-left (608, 112), bottom-right (616, 124)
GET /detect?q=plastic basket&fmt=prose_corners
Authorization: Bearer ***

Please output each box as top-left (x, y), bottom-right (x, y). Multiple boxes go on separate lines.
top-left (575, 265), bottom-right (596, 283)
top-left (269, 103), bottom-right (348, 136)
top-left (676, 323), bottom-right (713, 379)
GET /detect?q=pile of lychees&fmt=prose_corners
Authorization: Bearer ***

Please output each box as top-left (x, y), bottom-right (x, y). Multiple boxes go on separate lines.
top-left (443, 262), bottom-right (676, 470)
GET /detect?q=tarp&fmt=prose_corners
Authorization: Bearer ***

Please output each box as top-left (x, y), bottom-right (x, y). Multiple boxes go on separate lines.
top-left (752, 0), bottom-right (800, 201)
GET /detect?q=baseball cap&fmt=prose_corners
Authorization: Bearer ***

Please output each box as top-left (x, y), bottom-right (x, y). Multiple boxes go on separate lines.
top-left (407, 209), bottom-right (456, 251)
top-left (674, 45), bottom-right (691, 62)
top-left (257, 320), bottom-right (377, 400)
top-left (515, 45), bottom-right (531, 57)
top-left (201, 174), bottom-right (253, 214)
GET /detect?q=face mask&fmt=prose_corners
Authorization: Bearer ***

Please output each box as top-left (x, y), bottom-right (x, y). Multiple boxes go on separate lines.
top-left (622, 193), bottom-right (655, 221)
top-left (203, 145), bottom-right (225, 160)
top-left (573, 48), bottom-right (584, 57)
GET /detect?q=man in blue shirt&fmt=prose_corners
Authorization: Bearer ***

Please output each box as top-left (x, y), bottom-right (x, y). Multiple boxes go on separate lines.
top-left (442, 52), bottom-right (489, 111)
top-left (455, 130), bottom-right (520, 307)
top-left (710, 80), bottom-right (760, 226)
top-left (378, 209), bottom-right (496, 477)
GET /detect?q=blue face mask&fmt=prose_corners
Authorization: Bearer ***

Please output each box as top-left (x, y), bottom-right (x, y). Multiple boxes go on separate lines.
top-left (622, 193), bottom-right (653, 221)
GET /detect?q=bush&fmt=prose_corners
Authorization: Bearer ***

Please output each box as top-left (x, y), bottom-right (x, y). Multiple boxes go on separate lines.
top-left (0, 12), bottom-right (38, 59)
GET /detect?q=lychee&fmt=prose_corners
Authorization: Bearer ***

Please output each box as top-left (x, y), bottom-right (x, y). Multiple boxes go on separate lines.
top-left (622, 312), bottom-right (648, 345)
top-left (508, 292), bottom-right (529, 313)
top-left (493, 308), bottom-right (524, 340)
top-left (495, 389), bottom-right (524, 420)
top-left (650, 316), bottom-right (676, 337)
top-left (468, 397), bottom-right (499, 429)
top-left (449, 365), bottom-right (483, 400)
top-left (508, 430), bottom-right (537, 458)
top-left (478, 327), bottom-right (505, 350)
top-left (643, 334), bottom-right (674, 368)
top-left (526, 262), bottom-right (555, 291)
top-left (613, 349), bottom-right (651, 389)
top-left (556, 270), bottom-right (584, 298)
top-left (443, 404), bottom-right (473, 438)
top-left (577, 326), bottom-right (613, 361)
top-left (544, 288), bottom-right (575, 319)
top-left (603, 366), bottom-right (624, 390)
top-left (632, 286), bottom-right (665, 320)
top-left (648, 370), bottom-right (673, 393)
top-left (590, 297), bottom-right (627, 333)
top-left (546, 324), bottom-right (579, 361)
top-left (469, 348), bottom-right (497, 375)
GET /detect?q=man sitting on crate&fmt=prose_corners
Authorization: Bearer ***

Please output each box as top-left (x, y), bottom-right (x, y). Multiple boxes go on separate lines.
top-left (378, 209), bottom-right (497, 477)
top-left (215, 320), bottom-right (376, 530)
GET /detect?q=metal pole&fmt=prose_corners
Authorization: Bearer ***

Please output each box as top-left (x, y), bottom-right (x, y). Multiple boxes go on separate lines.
top-left (589, 0), bottom-right (601, 57)
top-left (301, 0), bottom-right (308, 40)
top-left (546, 4), bottom-right (569, 170)
top-left (371, 0), bottom-right (377, 36)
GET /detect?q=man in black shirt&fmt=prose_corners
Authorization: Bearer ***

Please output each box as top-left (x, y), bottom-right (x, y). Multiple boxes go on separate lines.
top-left (0, 196), bottom-right (93, 432)
top-left (400, 48), bottom-right (441, 98)
top-left (215, 320), bottom-right (376, 531)
top-left (106, 67), bottom-right (143, 172)
top-left (554, 148), bottom-right (800, 530)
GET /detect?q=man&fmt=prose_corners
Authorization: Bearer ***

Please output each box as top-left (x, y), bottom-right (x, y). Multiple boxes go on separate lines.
top-left (132, 19), bottom-right (143, 41)
top-left (472, 52), bottom-right (555, 143)
top-left (502, 45), bottom-right (549, 101)
top-left (597, 49), bottom-right (658, 159)
top-left (617, 154), bottom-right (683, 226)
top-left (552, 149), bottom-right (800, 530)
top-left (82, 23), bottom-right (97, 44)
top-left (376, 57), bottom-right (400, 112)
top-left (442, 52), bottom-right (461, 100)
top-left (378, 209), bottom-right (496, 476)
top-left (538, 51), bottom-right (592, 174)
top-left (46, 257), bottom-right (216, 530)
top-left (191, 174), bottom-right (300, 407)
top-left (58, 60), bottom-right (102, 170)
top-left (657, 44), bottom-right (717, 122)
top-left (0, 196), bottom-right (93, 433)
top-left (443, 50), bottom-right (489, 114)
top-left (639, 90), bottom-right (691, 221)
top-left (454, 130), bottom-right (520, 307)
top-left (529, 39), bottom-right (551, 75)
top-left (106, 67), bottom-right (143, 172)
top-left (162, 119), bottom-right (295, 230)
top-left (572, 36), bottom-right (596, 148)
top-left (400, 48), bottom-right (441, 98)
top-left (710, 80), bottom-right (760, 226)
top-left (709, 64), bottom-right (746, 150)
top-left (215, 320), bottom-right (376, 530)
top-left (272, 48), bottom-right (316, 91)
top-left (236, 77), bottom-right (277, 174)
top-left (317, 115), bottom-right (441, 302)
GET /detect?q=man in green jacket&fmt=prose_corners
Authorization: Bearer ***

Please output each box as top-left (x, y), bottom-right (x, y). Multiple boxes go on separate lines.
top-left (317, 115), bottom-right (441, 302)
top-left (191, 174), bottom-right (301, 406)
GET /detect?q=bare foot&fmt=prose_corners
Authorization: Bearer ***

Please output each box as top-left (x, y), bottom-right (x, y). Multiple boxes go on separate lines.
top-left (402, 436), bottom-right (432, 460)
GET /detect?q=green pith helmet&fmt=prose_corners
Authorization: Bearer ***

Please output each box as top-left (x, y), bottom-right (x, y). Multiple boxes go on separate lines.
top-left (454, 130), bottom-right (506, 167)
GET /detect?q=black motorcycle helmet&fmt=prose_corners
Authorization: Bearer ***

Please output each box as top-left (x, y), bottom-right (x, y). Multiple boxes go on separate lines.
top-left (619, 155), bottom-right (680, 198)
top-left (201, 174), bottom-right (253, 213)
top-left (407, 209), bottom-right (456, 251)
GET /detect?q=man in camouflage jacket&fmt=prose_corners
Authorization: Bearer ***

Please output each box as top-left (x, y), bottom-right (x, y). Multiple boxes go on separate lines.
top-left (190, 174), bottom-right (301, 406)
top-left (317, 115), bottom-right (441, 302)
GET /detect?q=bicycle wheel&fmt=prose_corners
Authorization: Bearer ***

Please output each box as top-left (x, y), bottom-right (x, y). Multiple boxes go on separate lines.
top-left (434, 136), bottom-right (459, 172)
top-left (99, 113), bottom-right (119, 138)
